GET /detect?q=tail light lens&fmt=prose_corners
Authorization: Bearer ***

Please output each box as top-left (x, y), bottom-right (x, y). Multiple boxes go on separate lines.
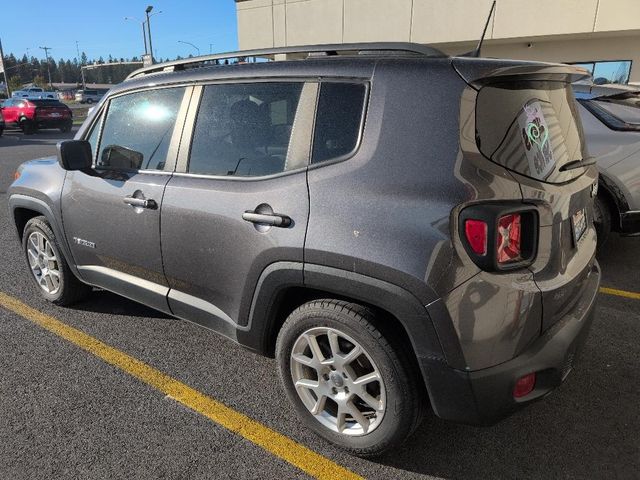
top-left (459, 204), bottom-right (537, 272)
top-left (464, 219), bottom-right (487, 255)
top-left (496, 213), bottom-right (521, 264)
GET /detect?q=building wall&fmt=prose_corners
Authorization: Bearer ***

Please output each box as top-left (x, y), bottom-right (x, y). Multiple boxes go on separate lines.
top-left (236, 0), bottom-right (640, 81)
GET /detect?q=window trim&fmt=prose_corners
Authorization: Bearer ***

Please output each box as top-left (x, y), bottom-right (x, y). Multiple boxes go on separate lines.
top-left (82, 84), bottom-right (194, 174)
top-left (175, 77), bottom-right (370, 181)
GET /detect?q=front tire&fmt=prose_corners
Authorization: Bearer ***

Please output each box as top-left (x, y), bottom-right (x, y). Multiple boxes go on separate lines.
top-left (276, 299), bottom-right (424, 456)
top-left (22, 216), bottom-right (91, 305)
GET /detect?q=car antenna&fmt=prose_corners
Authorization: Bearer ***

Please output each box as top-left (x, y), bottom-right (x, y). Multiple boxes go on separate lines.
top-left (462, 0), bottom-right (496, 57)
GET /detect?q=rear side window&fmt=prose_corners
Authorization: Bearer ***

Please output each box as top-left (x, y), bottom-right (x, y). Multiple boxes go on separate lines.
top-left (188, 82), bottom-right (304, 177)
top-left (96, 87), bottom-right (185, 171)
top-left (312, 83), bottom-right (366, 164)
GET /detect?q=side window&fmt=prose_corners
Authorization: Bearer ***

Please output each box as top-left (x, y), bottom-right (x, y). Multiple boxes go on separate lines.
top-left (312, 83), bottom-right (366, 164)
top-left (188, 82), bottom-right (304, 177)
top-left (96, 87), bottom-right (185, 171)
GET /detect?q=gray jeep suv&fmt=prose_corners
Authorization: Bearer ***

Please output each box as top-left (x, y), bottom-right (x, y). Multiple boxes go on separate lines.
top-left (9, 43), bottom-right (601, 455)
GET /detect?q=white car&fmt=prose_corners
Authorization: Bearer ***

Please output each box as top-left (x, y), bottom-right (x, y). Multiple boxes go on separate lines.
top-left (12, 87), bottom-right (57, 99)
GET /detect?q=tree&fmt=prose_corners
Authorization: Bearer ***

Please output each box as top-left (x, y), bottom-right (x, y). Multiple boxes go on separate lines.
top-left (32, 75), bottom-right (46, 87)
top-left (8, 75), bottom-right (22, 92)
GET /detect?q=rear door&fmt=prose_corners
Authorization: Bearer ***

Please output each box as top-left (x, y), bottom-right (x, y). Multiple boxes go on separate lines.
top-left (472, 71), bottom-right (599, 331)
top-left (160, 81), bottom-right (316, 329)
top-left (61, 85), bottom-right (191, 313)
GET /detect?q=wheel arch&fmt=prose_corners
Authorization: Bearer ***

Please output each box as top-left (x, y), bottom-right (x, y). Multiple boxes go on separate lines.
top-left (240, 262), bottom-right (462, 409)
top-left (9, 195), bottom-right (80, 278)
top-left (598, 174), bottom-right (626, 232)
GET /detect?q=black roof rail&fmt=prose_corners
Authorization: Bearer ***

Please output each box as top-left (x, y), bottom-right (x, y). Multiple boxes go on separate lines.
top-left (125, 42), bottom-right (446, 80)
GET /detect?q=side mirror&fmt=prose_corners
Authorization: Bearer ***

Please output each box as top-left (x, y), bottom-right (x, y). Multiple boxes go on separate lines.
top-left (57, 140), bottom-right (93, 171)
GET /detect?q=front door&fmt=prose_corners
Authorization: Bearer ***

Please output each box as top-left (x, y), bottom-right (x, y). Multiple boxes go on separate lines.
top-left (61, 86), bottom-right (191, 312)
top-left (161, 82), bottom-right (317, 328)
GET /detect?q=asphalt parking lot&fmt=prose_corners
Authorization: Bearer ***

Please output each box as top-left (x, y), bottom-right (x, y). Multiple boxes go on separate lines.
top-left (0, 128), bottom-right (638, 479)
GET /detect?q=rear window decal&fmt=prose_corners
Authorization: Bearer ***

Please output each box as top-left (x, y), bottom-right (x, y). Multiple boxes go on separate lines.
top-left (519, 100), bottom-right (555, 180)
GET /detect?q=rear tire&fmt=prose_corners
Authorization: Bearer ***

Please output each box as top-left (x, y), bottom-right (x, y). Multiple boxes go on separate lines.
top-left (20, 119), bottom-right (36, 135)
top-left (276, 299), bottom-right (424, 456)
top-left (60, 123), bottom-right (72, 133)
top-left (593, 194), bottom-right (611, 252)
top-left (22, 216), bottom-right (91, 306)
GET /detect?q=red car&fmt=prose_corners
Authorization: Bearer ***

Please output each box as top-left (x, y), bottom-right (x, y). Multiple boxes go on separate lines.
top-left (0, 98), bottom-right (72, 134)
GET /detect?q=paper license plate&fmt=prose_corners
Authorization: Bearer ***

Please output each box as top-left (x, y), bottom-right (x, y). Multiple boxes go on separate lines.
top-left (571, 208), bottom-right (587, 245)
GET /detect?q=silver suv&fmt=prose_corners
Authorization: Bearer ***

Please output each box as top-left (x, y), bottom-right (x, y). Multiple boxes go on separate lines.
top-left (574, 83), bottom-right (640, 246)
top-left (75, 89), bottom-right (105, 104)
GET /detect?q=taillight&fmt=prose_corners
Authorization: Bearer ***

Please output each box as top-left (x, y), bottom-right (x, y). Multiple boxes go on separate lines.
top-left (464, 219), bottom-right (487, 255)
top-left (459, 204), bottom-right (537, 272)
top-left (496, 213), bottom-right (521, 264)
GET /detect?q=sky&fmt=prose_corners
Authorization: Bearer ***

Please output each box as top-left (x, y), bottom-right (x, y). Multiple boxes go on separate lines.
top-left (0, 0), bottom-right (239, 61)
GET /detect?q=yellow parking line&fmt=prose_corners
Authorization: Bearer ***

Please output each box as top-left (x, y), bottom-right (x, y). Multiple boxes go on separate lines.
top-left (0, 292), bottom-right (362, 480)
top-left (599, 287), bottom-right (640, 301)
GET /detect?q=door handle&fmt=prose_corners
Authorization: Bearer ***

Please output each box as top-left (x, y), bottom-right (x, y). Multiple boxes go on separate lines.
top-left (123, 196), bottom-right (157, 209)
top-left (242, 211), bottom-right (291, 228)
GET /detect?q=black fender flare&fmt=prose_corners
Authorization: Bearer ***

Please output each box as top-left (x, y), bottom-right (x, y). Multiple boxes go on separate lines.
top-left (241, 261), bottom-right (458, 366)
top-left (8, 194), bottom-right (82, 279)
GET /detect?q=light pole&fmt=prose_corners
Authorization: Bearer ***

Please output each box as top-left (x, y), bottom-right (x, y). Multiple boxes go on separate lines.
top-left (178, 40), bottom-right (200, 56)
top-left (124, 16), bottom-right (148, 56)
top-left (75, 40), bottom-right (86, 89)
top-left (145, 6), bottom-right (157, 63)
top-left (39, 46), bottom-right (52, 89)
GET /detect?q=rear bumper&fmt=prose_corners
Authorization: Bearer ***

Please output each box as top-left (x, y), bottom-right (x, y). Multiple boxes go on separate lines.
top-left (422, 260), bottom-right (600, 425)
top-left (35, 118), bottom-right (72, 129)
top-left (620, 211), bottom-right (640, 235)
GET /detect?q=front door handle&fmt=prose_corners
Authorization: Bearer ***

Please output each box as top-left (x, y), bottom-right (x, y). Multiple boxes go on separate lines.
top-left (123, 196), bottom-right (157, 209)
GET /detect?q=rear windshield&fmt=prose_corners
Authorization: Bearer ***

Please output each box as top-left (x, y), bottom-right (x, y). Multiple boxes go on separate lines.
top-left (476, 81), bottom-right (588, 183)
top-left (30, 99), bottom-right (65, 107)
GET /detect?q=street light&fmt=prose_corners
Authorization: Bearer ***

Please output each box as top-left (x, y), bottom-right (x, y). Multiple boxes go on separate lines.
top-left (124, 16), bottom-right (148, 55)
top-left (178, 40), bottom-right (200, 56)
top-left (145, 6), bottom-right (162, 63)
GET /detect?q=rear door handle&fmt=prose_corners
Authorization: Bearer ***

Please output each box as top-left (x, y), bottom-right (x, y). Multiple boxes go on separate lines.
top-left (123, 196), bottom-right (157, 209)
top-left (242, 211), bottom-right (291, 228)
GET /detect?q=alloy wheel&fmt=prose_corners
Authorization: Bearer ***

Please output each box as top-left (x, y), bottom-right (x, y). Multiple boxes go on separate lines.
top-left (290, 326), bottom-right (386, 436)
top-left (26, 231), bottom-right (61, 294)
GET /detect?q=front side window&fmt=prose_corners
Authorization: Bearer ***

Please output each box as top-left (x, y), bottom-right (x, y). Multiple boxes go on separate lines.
top-left (188, 83), bottom-right (303, 177)
top-left (312, 83), bottom-right (366, 164)
top-left (96, 87), bottom-right (185, 171)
